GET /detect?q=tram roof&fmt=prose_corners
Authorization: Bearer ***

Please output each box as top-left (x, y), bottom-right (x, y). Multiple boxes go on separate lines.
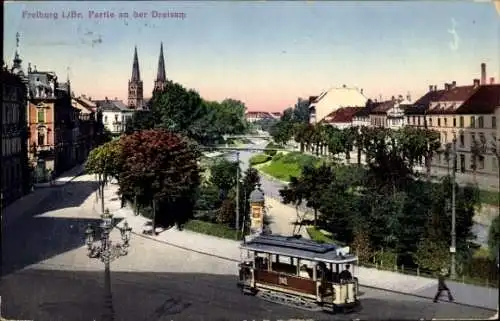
top-left (240, 234), bottom-right (357, 264)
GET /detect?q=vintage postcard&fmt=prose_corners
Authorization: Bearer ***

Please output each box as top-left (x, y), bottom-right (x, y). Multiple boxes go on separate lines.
top-left (2, 1), bottom-right (499, 320)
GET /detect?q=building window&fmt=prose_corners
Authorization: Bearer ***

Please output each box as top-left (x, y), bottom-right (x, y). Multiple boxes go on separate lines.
top-left (437, 118), bottom-right (441, 127)
top-left (453, 118), bottom-right (456, 127)
top-left (478, 116), bottom-right (484, 128)
top-left (493, 158), bottom-right (498, 171)
top-left (471, 133), bottom-right (476, 147)
top-left (459, 132), bottom-right (465, 147)
top-left (470, 116), bottom-right (475, 128)
top-left (417, 117), bottom-right (421, 126)
top-left (479, 132), bottom-right (485, 143)
top-left (38, 132), bottom-right (45, 146)
top-left (37, 109), bottom-right (45, 123)
top-left (478, 156), bottom-right (485, 170)
top-left (104, 116), bottom-right (108, 123)
top-left (493, 116), bottom-right (497, 129)
top-left (428, 118), bottom-right (433, 127)
top-left (444, 118), bottom-right (448, 127)
top-left (443, 132), bottom-right (448, 143)
top-left (459, 116), bottom-right (464, 128)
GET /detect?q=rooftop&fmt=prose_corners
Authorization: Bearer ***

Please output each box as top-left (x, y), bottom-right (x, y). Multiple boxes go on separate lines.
top-left (324, 106), bottom-right (363, 123)
top-left (241, 234), bottom-right (356, 263)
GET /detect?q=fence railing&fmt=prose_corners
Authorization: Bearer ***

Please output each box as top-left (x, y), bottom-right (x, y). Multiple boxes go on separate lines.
top-left (359, 260), bottom-right (498, 288)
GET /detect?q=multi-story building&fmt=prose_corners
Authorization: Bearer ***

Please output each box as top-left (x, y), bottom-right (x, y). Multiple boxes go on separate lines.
top-left (406, 63), bottom-right (499, 188)
top-left (95, 98), bottom-right (135, 135)
top-left (309, 85), bottom-right (367, 124)
top-left (26, 66), bottom-right (80, 182)
top-left (369, 95), bottom-right (412, 128)
top-left (322, 107), bottom-right (363, 129)
top-left (1, 68), bottom-right (30, 207)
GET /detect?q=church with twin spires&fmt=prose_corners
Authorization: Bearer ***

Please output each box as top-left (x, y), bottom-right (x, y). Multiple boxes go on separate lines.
top-left (127, 43), bottom-right (167, 109)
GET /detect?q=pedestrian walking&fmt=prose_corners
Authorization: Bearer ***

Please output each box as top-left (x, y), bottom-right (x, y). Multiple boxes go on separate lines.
top-left (433, 267), bottom-right (454, 303)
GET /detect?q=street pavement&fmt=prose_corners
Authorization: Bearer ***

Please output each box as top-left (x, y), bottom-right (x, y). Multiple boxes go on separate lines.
top-left (1, 173), bottom-right (496, 320)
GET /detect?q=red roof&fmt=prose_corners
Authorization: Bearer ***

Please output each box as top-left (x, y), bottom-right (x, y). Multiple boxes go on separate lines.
top-left (371, 100), bottom-right (396, 114)
top-left (323, 107), bottom-right (363, 123)
top-left (457, 84), bottom-right (500, 114)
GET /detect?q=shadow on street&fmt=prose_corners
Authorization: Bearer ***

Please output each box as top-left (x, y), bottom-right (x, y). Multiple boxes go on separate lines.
top-left (2, 181), bottom-right (103, 275)
top-left (0, 269), bottom-right (493, 321)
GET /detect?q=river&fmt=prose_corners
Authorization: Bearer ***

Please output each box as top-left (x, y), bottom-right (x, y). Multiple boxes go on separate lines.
top-left (225, 140), bottom-right (488, 246)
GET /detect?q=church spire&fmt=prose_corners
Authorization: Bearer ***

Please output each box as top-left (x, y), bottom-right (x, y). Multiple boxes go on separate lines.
top-left (131, 45), bottom-right (141, 81)
top-left (11, 32), bottom-right (23, 74)
top-left (153, 43), bottom-right (167, 93)
top-left (156, 42), bottom-right (166, 82)
top-left (128, 45), bottom-right (144, 109)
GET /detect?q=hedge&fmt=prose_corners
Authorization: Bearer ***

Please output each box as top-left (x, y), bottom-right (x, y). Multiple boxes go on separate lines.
top-left (249, 153), bottom-right (272, 166)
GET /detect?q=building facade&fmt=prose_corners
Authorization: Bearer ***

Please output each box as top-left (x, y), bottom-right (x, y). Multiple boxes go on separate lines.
top-left (1, 68), bottom-right (30, 207)
top-left (406, 65), bottom-right (499, 188)
top-left (309, 86), bottom-right (367, 124)
top-left (95, 98), bottom-right (135, 135)
top-left (26, 68), bottom-right (78, 181)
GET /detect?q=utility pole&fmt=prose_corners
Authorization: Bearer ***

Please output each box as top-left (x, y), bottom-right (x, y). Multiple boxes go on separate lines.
top-left (235, 151), bottom-right (240, 238)
top-left (450, 137), bottom-right (457, 279)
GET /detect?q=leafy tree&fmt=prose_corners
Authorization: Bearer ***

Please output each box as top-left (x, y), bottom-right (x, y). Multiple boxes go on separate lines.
top-left (414, 211), bottom-right (451, 272)
top-left (242, 167), bottom-right (261, 198)
top-left (125, 110), bottom-right (156, 133)
top-left (209, 159), bottom-right (240, 198)
top-left (488, 215), bottom-right (500, 260)
top-left (216, 197), bottom-right (236, 225)
top-left (85, 140), bottom-right (123, 182)
top-left (351, 228), bottom-right (373, 264)
top-left (292, 97), bottom-right (311, 123)
top-left (118, 129), bottom-right (201, 227)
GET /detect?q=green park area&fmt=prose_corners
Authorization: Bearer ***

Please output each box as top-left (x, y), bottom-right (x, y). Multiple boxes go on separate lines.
top-left (250, 150), bottom-right (321, 182)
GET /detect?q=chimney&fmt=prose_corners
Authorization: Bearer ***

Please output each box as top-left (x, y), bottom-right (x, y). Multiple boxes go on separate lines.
top-left (481, 63), bottom-right (486, 84)
top-left (473, 79), bottom-right (480, 87)
top-left (444, 83), bottom-right (450, 91)
top-left (490, 77), bottom-right (495, 84)
top-left (391, 95), bottom-right (395, 101)
top-left (342, 84), bottom-right (346, 88)
top-left (89, 96), bottom-right (92, 101)
top-left (429, 85), bottom-right (433, 92)
top-left (360, 88), bottom-right (364, 94)
top-left (105, 96), bottom-right (109, 102)
top-left (114, 97), bottom-right (117, 100)
top-left (434, 85), bottom-right (437, 91)
top-left (451, 81), bottom-right (456, 88)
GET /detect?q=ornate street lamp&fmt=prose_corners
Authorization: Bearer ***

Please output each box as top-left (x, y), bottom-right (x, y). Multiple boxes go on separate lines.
top-left (84, 209), bottom-right (132, 320)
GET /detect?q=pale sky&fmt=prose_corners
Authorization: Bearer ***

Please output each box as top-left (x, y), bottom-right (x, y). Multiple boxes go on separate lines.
top-left (4, 1), bottom-right (500, 111)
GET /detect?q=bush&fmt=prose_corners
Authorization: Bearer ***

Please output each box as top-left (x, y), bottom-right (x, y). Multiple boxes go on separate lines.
top-left (373, 250), bottom-right (397, 270)
top-left (184, 219), bottom-right (243, 240)
top-left (249, 154), bottom-right (272, 166)
top-left (264, 142), bottom-right (280, 157)
top-left (272, 153), bottom-right (283, 161)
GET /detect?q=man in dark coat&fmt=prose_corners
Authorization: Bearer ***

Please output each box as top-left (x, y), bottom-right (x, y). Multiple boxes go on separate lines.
top-left (433, 268), bottom-right (454, 302)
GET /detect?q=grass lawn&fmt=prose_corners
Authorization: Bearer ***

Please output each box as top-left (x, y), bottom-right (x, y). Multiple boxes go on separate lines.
top-left (249, 153), bottom-right (272, 166)
top-left (479, 189), bottom-right (499, 206)
top-left (259, 152), bottom-right (320, 182)
top-left (184, 219), bottom-right (243, 240)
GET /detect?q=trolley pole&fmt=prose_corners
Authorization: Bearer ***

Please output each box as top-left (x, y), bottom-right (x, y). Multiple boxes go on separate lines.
top-left (450, 137), bottom-right (457, 279)
top-left (235, 151), bottom-right (240, 239)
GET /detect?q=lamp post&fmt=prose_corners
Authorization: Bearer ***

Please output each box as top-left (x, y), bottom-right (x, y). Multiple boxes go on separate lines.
top-left (450, 137), bottom-right (457, 279)
top-left (235, 151), bottom-right (240, 238)
top-left (85, 209), bottom-right (132, 321)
